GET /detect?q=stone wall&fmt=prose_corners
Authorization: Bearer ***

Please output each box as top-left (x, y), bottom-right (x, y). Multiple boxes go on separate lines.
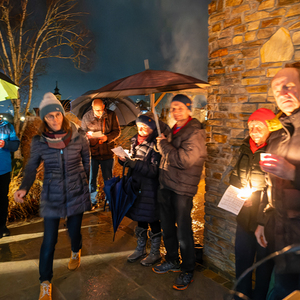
top-left (205, 0), bottom-right (300, 279)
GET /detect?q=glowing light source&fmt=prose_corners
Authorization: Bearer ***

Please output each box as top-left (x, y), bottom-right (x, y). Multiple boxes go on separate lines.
top-left (237, 184), bottom-right (255, 200)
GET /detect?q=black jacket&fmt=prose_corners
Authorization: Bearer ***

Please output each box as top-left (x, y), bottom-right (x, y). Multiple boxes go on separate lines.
top-left (229, 137), bottom-right (267, 232)
top-left (122, 128), bottom-right (164, 223)
top-left (20, 123), bottom-right (91, 218)
top-left (259, 108), bottom-right (300, 273)
top-left (81, 109), bottom-right (121, 160)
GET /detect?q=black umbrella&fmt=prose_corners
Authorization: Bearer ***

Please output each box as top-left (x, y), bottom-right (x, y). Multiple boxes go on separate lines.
top-left (103, 166), bottom-right (137, 240)
top-left (90, 69), bottom-right (209, 98)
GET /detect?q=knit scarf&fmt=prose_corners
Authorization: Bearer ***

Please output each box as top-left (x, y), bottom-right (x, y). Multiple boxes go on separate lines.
top-left (42, 128), bottom-right (72, 149)
top-left (137, 134), bottom-right (148, 145)
top-left (249, 137), bottom-right (267, 154)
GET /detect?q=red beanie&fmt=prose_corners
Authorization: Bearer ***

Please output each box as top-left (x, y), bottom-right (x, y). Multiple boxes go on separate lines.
top-left (248, 108), bottom-right (276, 127)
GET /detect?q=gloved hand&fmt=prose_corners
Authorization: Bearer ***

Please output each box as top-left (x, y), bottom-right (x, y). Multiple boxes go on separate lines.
top-left (125, 157), bottom-right (137, 169)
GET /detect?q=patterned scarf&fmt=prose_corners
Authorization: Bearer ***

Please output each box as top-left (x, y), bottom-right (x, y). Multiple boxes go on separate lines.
top-left (42, 128), bottom-right (72, 149)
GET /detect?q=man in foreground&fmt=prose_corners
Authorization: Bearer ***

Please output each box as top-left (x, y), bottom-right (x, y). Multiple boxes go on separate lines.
top-left (255, 63), bottom-right (300, 299)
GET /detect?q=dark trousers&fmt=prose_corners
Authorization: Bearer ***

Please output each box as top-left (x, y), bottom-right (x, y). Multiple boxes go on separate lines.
top-left (90, 157), bottom-right (114, 203)
top-left (158, 188), bottom-right (195, 272)
top-left (269, 273), bottom-right (300, 300)
top-left (138, 221), bottom-right (161, 234)
top-left (39, 213), bottom-right (83, 282)
top-left (235, 223), bottom-right (273, 300)
top-left (0, 172), bottom-right (11, 228)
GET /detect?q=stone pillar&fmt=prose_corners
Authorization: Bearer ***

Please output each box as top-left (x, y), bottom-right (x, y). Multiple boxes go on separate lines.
top-left (205, 0), bottom-right (300, 279)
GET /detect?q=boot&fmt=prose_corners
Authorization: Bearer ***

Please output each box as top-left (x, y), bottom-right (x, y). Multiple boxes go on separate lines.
top-left (127, 226), bottom-right (148, 263)
top-left (68, 249), bottom-right (81, 270)
top-left (39, 281), bottom-right (52, 300)
top-left (141, 231), bottom-right (162, 266)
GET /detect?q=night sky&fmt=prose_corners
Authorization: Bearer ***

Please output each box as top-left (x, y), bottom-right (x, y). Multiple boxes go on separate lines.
top-left (1, 0), bottom-right (211, 112)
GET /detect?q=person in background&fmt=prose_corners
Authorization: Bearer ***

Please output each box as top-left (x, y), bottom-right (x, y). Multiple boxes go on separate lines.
top-left (0, 114), bottom-right (20, 238)
top-left (153, 94), bottom-right (207, 291)
top-left (14, 93), bottom-right (91, 300)
top-left (230, 108), bottom-right (275, 300)
top-left (118, 112), bottom-right (169, 266)
top-left (81, 99), bottom-right (121, 209)
top-left (255, 63), bottom-right (300, 299)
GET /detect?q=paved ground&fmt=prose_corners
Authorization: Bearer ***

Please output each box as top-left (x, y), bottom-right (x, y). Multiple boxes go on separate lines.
top-left (0, 206), bottom-right (232, 300)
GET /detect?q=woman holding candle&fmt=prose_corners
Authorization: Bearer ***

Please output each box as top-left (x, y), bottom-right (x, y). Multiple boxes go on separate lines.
top-left (230, 108), bottom-right (275, 300)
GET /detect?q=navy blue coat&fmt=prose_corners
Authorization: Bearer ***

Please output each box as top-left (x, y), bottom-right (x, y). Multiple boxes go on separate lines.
top-left (20, 122), bottom-right (91, 218)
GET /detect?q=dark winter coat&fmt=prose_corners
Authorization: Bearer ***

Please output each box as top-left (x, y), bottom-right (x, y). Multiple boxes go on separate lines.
top-left (229, 137), bottom-right (267, 232)
top-left (260, 108), bottom-right (300, 273)
top-left (81, 109), bottom-right (121, 160)
top-left (20, 122), bottom-right (91, 218)
top-left (157, 118), bottom-right (207, 197)
top-left (0, 120), bottom-right (20, 175)
top-left (122, 127), bottom-right (167, 223)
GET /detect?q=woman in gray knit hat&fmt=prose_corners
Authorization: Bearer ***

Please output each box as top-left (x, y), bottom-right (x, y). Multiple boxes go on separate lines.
top-left (14, 92), bottom-right (91, 300)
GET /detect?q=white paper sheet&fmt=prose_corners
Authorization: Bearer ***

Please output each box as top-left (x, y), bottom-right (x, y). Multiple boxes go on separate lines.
top-left (91, 131), bottom-right (104, 138)
top-left (111, 146), bottom-right (130, 158)
top-left (218, 185), bottom-right (245, 215)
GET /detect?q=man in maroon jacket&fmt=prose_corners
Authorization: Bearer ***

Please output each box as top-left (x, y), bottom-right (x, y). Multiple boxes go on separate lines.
top-left (81, 99), bottom-right (120, 208)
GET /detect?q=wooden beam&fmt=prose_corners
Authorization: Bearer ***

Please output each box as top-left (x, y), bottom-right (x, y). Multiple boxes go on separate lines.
top-left (150, 94), bottom-right (155, 112)
top-left (154, 92), bottom-right (166, 107)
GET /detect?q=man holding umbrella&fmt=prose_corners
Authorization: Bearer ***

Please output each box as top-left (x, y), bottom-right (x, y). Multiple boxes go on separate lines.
top-left (81, 99), bottom-right (121, 208)
top-left (153, 94), bottom-right (207, 290)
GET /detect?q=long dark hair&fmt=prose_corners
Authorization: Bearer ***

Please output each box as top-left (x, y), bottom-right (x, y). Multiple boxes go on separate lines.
top-left (38, 115), bottom-right (71, 134)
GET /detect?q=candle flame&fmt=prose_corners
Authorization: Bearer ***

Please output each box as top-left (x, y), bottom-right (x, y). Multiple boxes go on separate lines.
top-left (237, 185), bottom-right (255, 201)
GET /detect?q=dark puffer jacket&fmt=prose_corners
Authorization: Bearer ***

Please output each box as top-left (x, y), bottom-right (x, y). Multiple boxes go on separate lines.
top-left (20, 122), bottom-right (91, 218)
top-left (81, 109), bottom-right (121, 160)
top-left (158, 118), bottom-right (207, 197)
top-left (230, 137), bottom-right (267, 232)
top-left (123, 128), bottom-right (166, 223)
top-left (260, 108), bottom-right (300, 273)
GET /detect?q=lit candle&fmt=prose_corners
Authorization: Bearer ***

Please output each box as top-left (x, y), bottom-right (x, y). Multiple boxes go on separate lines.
top-left (237, 184), bottom-right (255, 200)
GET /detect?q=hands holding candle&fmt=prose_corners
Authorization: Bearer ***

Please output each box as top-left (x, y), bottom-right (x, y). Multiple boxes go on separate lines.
top-left (260, 153), bottom-right (296, 181)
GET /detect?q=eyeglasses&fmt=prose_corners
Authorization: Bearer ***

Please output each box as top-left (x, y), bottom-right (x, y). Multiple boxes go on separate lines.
top-left (45, 112), bottom-right (63, 121)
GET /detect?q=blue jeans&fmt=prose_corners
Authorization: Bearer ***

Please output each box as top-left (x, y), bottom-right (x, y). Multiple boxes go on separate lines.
top-left (39, 213), bottom-right (83, 282)
top-left (90, 157), bottom-right (114, 204)
top-left (158, 189), bottom-right (195, 272)
top-left (235, 223), bottom-right (273, 300)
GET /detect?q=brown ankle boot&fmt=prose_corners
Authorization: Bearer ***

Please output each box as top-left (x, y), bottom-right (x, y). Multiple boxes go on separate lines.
top-left (39, 281), bottom-right (52, 300)
top-left (68, 249), bottom-right (81, 270)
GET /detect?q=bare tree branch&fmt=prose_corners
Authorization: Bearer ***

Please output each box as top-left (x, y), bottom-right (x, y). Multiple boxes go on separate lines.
top-left (0, 0), bottom-right (92, 144)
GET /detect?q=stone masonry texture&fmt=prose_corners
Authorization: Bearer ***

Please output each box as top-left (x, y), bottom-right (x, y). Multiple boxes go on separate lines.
top-left (206, 0), bottom-right (300, 280)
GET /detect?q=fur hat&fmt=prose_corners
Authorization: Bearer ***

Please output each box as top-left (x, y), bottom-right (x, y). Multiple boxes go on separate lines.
top-left (171, 94), bottom-right (192, 111)
top-left (248, 108), bottom-right (275, 127)
top-left (39, 92), bottom-right (65, 120)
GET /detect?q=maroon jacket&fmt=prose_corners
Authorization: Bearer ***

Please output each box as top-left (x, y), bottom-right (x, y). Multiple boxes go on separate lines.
top-left (81, 109), bottom-right (121, 160)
